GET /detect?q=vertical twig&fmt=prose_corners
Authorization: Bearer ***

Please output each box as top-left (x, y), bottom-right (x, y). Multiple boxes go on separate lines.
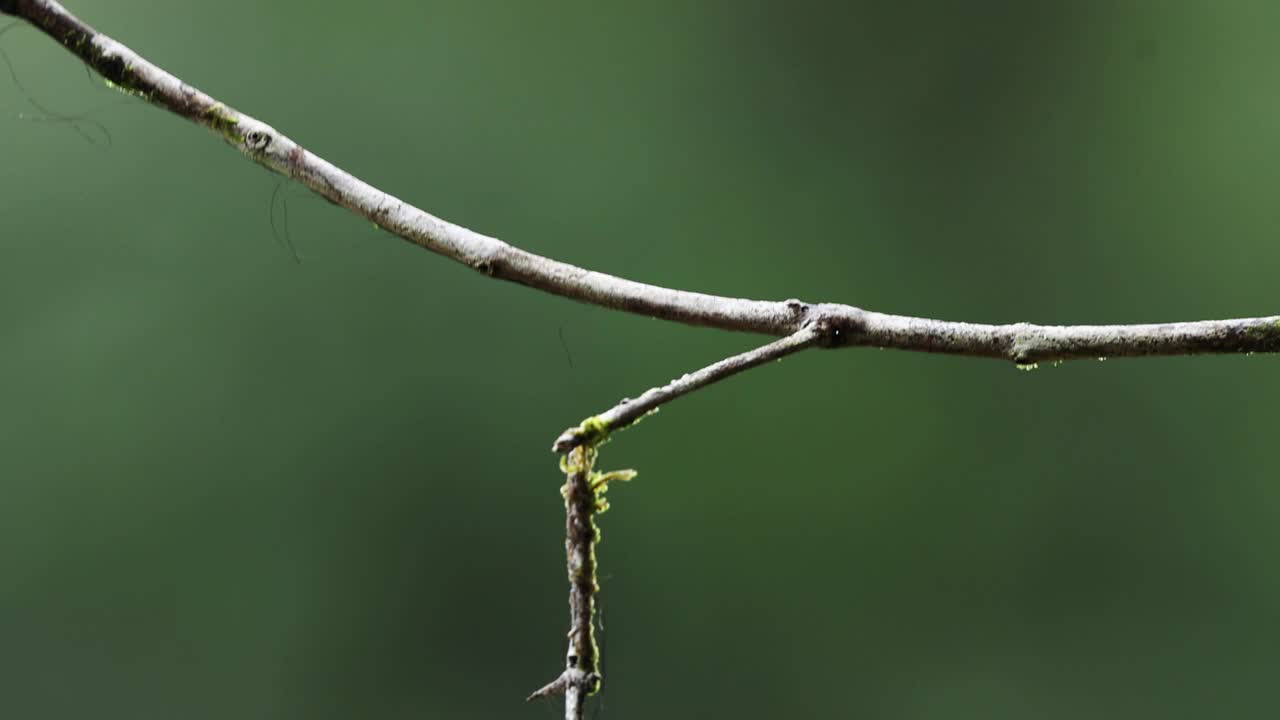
top-left (528, 446), bottom-right (633, 719)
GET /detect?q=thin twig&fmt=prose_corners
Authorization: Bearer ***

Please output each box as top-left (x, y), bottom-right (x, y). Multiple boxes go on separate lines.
top-left (6, 0), bottom-right (1280, 366)
top-left (527, 446), bottom-right (629, 719)
top-left (553, 324), bottom-right (824, 453)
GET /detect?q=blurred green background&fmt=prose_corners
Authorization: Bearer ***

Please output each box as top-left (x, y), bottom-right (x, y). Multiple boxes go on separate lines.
top-left (3, 1), bottom-right (1279, 717)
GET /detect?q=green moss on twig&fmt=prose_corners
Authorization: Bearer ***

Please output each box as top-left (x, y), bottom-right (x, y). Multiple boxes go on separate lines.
top-left (202, 102), bottom-right (243, 143)
top-left (577, 415), bottom-right (610, 447)
top-left (557, 445), bottom-right (636, 696)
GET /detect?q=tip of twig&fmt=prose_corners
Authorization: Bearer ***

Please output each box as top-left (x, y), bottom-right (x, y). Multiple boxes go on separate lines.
top-left (551, 430), bottom-right (582, 454)
top-left (551, 415), bottom-right (611, 454)
top-left (527, 668), bottom-right (600, 703)
top-left (526, 672), bottom-right (569, 701)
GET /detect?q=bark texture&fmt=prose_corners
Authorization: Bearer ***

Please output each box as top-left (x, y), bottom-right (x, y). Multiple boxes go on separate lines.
top-left (7, 0), bottom-right (1280, 369)
top-left (526, 446), bottom-right (611, 720)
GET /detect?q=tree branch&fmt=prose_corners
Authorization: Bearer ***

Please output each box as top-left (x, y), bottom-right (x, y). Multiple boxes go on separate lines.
top-left (552, 324), bottom-right (824, 453)
top-left (6, 0), bottom-right (1280, 370)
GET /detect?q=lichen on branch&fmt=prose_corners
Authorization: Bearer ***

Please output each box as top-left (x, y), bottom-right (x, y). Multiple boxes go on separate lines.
top-left (528, 444), bottom-right (634, 718)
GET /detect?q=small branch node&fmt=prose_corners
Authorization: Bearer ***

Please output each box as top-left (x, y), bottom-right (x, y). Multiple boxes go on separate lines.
top-left (468, 247), bottom-right (509, 277)
top-left (526, 670), bottom-right (568, 701)
top-left (809, 304), bottom-right (866, 349)
top-left (1009, 324), bottom-right (1045, 365)
top-left (784, 297), bottom-right (812, 320)
top-left (526, 667), bottom-right (600, 702)
top-left (243, 128), bottom-right (271, 152)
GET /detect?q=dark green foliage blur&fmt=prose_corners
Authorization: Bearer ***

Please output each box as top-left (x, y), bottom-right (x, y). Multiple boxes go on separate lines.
top-left (2, 2), bottom-right (1278, 717)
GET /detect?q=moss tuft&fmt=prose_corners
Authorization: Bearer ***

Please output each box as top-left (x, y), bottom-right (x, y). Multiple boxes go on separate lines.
top-left (573, 415), bottom-right (611, 448)
top-left (202, 103), bottom-right (243, 143)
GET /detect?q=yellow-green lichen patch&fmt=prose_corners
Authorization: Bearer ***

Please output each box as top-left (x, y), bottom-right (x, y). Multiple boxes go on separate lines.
top-left (101, 76), bottom-right (145, 99)
top-left (1235, 319), bottom-right (1280, 354)
top-left (202, 102), bottom-right (242, 143)
top-left (589, 468), bottom-right (636, 514)
top-left (574, 415), bottom-right (611, 448)
top-left (556, 444), bottom-right (634, 696)
top-left (87, 48), bottom-right (148, 99)
top-left (560, 444), bottom-right (597, 477)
